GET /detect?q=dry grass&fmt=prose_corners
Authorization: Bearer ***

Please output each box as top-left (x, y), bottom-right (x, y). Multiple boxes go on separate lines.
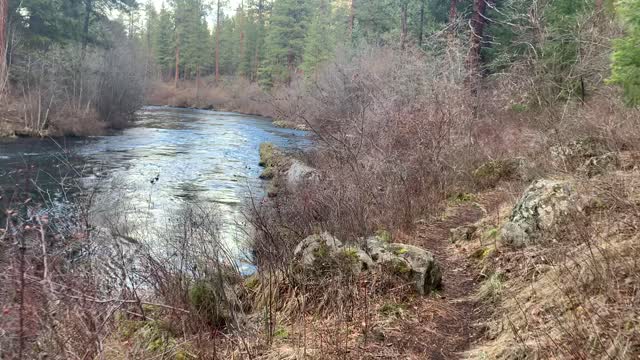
top-left (146, 78), bottom-right (275, 117)
top-left (464, 171), bottom-right (640, 359)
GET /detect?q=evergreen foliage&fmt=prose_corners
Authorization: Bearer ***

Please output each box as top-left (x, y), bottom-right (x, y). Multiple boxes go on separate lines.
top-left (609, 0), bottom-right (640, 106)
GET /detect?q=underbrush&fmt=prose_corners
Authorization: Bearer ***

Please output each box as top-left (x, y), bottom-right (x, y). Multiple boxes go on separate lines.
top-left (146, 78), bottom-right (276, 117)
top-left (0, 40), bottom-right (145, 137)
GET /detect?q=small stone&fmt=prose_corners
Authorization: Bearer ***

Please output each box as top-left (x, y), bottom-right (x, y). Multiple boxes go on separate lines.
top-left (450, 225), bottom-right (477, 243)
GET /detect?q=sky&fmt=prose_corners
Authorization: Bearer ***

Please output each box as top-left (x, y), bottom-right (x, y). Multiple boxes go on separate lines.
top-left (150, 0), bottom-right (243, 13)
top-left (148, 0), bottom-right (243, 27)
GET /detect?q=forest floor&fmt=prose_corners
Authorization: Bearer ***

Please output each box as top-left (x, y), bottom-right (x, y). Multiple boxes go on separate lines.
top-left (336, 192), bottom-right (510, 359)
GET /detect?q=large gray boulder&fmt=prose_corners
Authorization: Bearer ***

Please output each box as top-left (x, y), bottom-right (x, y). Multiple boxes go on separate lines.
top-left (294, 232), bottom-right (343, 266)
top-left (294, 233), bottom-right (442, 295)
top-left (501, 179), bottom-right (581, 247)
top-left (294, 232), bottom-right (373, 272)
top-left (286, 159), bottom-right (319, 188)
top-left (365, 236), bottom-right (442, 295)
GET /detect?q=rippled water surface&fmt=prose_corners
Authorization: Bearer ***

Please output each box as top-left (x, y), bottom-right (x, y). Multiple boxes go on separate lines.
top-left (0, 106), bottom-right (308, 257)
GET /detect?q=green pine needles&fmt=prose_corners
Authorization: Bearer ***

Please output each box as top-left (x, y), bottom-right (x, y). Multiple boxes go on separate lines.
top-left (609, 0), bottom-right (640, 106)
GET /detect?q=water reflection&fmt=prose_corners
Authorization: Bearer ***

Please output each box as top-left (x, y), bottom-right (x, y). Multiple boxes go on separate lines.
top-left (0, 106), bottom-right (309, 266)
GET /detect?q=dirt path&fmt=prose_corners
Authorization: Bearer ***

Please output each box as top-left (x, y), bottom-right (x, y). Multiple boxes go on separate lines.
top-left (374, 202), bottom-right (489, 359)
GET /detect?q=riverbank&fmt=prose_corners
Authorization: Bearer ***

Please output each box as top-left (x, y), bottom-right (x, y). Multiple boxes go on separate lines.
top-left (146, 79), bottom-right (310, 131)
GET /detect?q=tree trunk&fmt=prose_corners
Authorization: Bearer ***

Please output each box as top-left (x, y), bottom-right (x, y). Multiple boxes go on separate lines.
top-left (449, 0), bottom-right (457, 25)
top-left (418, 0), bottom-right (425, 47)
top-left (215, 0), bottom-right (221, 83)
top-left (82, 0), bottom-right (93, 50)
top-left (400, 2), bottom-right (408, 50)
top-left (196, 64), bottom-right (200, 100)
top-left (238, 1), bottom-right (245, 76)
top-left (467, 0), bottom-right (488, 80)
top-left (596, 0), bottom-right (603, 10)
top-left (349, 0), bottom-right (355, 36)
top-left (0, 0), bottom-right (8, 93)
top-left (254, 0), bottom-right (264, 81)
top-left (175, 33), bottom-right (180, 89)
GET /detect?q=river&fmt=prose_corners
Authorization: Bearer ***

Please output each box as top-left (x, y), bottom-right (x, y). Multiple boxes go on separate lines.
top-left (0, 106), bottom-right (308, 269)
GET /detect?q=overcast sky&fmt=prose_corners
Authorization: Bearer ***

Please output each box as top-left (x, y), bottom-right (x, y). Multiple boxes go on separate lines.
top-left (150, 0), bottom-right (243, 13)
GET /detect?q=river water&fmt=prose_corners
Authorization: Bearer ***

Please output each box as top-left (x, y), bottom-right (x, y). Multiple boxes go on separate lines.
top-left (0, 106), bottom-right (308, 266)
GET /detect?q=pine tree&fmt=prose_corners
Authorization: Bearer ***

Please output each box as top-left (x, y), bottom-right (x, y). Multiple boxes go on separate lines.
top-left (301, 2), bottom-right (334, 78)
top-left (154, 4), bottom-right (175, 78)
top-left (262, 0), bottom-right (314, 85)
top-left (609, 0), bottom-right (640, 106)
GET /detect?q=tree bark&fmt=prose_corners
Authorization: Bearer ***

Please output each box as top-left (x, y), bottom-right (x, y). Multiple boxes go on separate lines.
top-left (449, 0), bottom-right (457, 25)
top-left (0, 0), bottom-right (9, 93)
top-left (467, 0), bottom-right (488, 80)
top-left (400, 2), bottom-right (408, 50)
top-left (348, 0), bottom-right (355, 36)
top-left (196, 64), bottom-right (200, 100)
top-left (174, 32), bottom-right (180, 89)
top-left (253, 0), bottom-right (264, 81)
top-left (418, 0), bottom-right (425, 47)
top-left (215, 0), bottom-right (221, 82)
top-left (82, 0), bottom-right (93, 50)
top-left (238, 1), bottom-right (245, 76)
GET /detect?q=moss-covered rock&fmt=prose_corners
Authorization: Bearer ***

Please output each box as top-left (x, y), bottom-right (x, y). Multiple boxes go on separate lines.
top-left (259, 142), bottom-right (281, 168)
top-left (501, 179), bottom-right (581, 247)
top-left (365, 236), bottom-right (442, 295)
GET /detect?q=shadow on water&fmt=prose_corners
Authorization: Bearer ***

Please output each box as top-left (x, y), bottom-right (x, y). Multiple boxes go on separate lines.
top-left (0, 106), bottom-right (309, 272)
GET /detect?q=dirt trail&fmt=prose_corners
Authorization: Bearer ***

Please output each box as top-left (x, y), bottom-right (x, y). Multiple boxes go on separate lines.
top-left (380, 202), bottom-right (489, 359)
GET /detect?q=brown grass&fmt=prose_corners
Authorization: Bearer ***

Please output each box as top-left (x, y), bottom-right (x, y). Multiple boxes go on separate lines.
top-left (146, 78), bottom-right (275, 117)
top-left (463, 171), bottom-right (640, 359)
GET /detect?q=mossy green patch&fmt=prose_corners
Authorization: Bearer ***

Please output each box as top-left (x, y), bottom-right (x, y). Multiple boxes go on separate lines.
top-left (244, 275), bottom-right (260, 290)
top-left (274, 326), bottom-right (290, 339)
top-left (379, 302), bottom-right (407, 318)
top-left (448, 192), bottom-right (476, 204)
top-left (476, 272), bottom-right (504, 303)
top-left (312, 242), bottom-right (331, 259)
top-left (189, 280), bottom-right (228, 328)
top-left (471, 246), bottom-right (495, 261)
top-left (393, 247), bottom-right (408, 256)
top-left (384, 258), bottom-right (411, 276)
top-left (342, 248), bottom-right (360, 261)
top-left (483, 227), bottom-right (499, 241)
top-left (375, 229), bottom-right (392, 243)
top-left (259, 142), bottom-right (277, 167)
top-left (511, 103), bottom-right (528, 112)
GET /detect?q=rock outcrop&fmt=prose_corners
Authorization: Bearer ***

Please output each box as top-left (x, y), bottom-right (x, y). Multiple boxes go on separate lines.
top-left (293, 233), bottom-right (442, 295)
top-left (294, 232), bottom-right (373, 273)
top-left (501, 179), bottom-right (582, 247)
top-left (286, 160), bottom-right (319, 188)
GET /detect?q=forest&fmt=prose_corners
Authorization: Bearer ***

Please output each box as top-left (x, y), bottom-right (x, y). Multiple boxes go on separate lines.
top-left (1, 0), bottom-right (640, 359)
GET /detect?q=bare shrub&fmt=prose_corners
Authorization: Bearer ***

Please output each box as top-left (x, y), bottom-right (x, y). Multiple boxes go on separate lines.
top-left (146, 77), bottom-right (274, 116)
top-left (251, 45), bottom-right (474, 264)
top-left (6, 38), bottom-right (145, 136)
